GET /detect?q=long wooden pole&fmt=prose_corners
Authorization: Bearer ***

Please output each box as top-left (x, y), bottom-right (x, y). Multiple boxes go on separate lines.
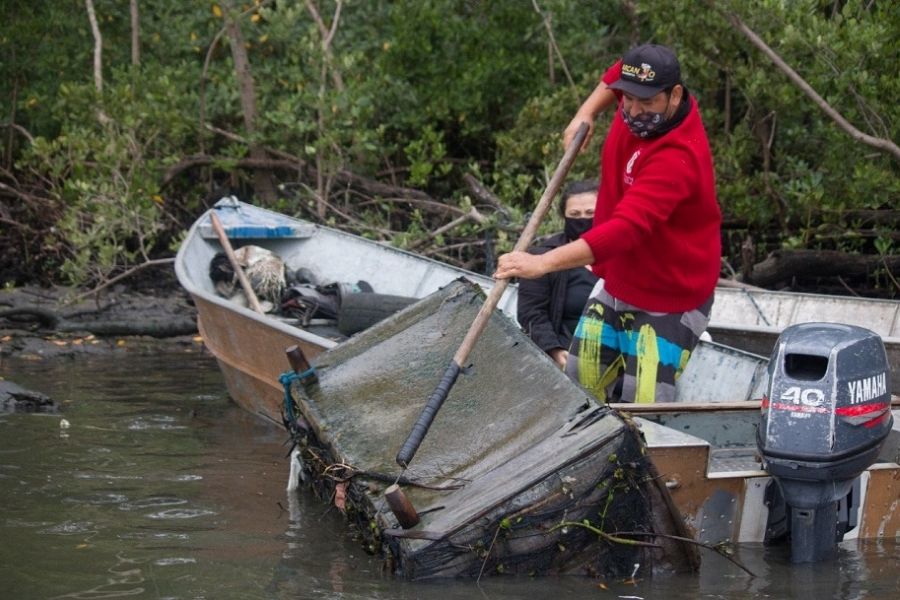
top-left (395, 122), bottom-right (590, 468)
top-left (209, 211), bottom-right (265, 314)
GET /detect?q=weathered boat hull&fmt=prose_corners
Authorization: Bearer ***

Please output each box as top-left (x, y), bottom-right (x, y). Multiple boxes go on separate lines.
top-left (709, 287), bottom-right (900, 388)
top-left (287, 280), bottom-right (698, 579)
top-left (614, 403), bottom-right (900, 545)
top-left (175, 198), bottom-right (516, 422)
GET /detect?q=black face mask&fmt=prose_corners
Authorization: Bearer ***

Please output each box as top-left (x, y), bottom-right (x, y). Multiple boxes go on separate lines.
top-left (564, 217), bottom-right (593, 241)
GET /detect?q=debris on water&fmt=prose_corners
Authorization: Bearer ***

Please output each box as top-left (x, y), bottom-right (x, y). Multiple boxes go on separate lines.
top-left (286, 447), bottom-right (305, 491)
top-left (0, 380), bottom-right (58, 413)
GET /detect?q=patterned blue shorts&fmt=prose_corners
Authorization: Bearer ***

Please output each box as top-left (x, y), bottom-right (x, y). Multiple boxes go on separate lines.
top-left (565, 281), bottom-right (713, 403)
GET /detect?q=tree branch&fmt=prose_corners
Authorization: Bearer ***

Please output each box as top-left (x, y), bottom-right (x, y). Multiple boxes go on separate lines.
top-left (69, 258), bottom-right (175, 303)
top-left (612, 529), bottom-right (756, 577)
top-left (716, 3), bottom-right (900, 161)
top-left (304, 0), bottom-right (345, 92)
top-left (161, 154), bottom-right (303, 187)
top-left (130, 0), bottom-right (140, 66)
top-left (0, 122), bottom-right (34, 145)
top-left (531, 0), bottom-right (576, 90)
top-left (463, 173), bottom-right (512, 217)
top-left (85, 0), bottom-right (103, 93)
top-left (408, 207), bottom-right (487, 251)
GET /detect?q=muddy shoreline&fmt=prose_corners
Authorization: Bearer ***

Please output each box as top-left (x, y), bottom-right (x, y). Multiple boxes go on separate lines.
top-left (0, 276), bottom-right (201, 361)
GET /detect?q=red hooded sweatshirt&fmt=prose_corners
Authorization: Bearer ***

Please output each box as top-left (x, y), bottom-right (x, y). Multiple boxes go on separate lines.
top-left (580, 61), bottom-right (721, 313)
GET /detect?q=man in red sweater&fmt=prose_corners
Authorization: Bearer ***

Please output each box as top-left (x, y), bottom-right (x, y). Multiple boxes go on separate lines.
top-left (494, 44), bottom-right (721, 403)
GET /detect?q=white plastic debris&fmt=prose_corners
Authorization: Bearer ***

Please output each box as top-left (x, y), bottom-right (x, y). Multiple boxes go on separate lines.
top-left (286, 446), bottom-right (305, 491)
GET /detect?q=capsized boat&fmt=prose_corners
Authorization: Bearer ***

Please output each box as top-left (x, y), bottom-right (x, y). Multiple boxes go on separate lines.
top-left (282, 278), bottom-right (698, 579)
top-left (174, 197), bottom-right (517, 423)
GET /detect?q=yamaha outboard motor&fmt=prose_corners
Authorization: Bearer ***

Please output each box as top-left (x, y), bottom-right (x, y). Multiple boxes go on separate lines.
top-left (758, 323), bottom-right (893, 563)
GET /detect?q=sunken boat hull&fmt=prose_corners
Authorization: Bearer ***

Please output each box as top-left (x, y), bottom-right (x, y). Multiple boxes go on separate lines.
top-left (285, 280), bottom-right (697, 579)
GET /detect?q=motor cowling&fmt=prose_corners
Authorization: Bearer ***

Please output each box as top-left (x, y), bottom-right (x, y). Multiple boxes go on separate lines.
top-left (758, 322), bottom-right (893, 562)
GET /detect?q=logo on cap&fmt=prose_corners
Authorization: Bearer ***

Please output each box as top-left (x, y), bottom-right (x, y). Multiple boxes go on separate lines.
top-left (621, 62), bottom-right (656, 83)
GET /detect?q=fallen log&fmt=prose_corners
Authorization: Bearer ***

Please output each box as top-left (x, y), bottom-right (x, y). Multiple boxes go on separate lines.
top-left (0, 307), bottom-right (197, 338)
top-left (746, 249), bottom-right (900, 289)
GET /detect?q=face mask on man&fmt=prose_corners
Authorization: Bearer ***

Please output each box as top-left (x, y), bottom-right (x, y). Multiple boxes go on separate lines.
top-left (622, 107), bottom-right (668, 138)
top-left (564, 217), bottom-right (593, 241)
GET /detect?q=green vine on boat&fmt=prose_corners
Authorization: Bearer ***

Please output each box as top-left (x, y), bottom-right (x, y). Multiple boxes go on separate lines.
top-left (556, 519), bottom-right (758, 578)
top-left (551, 519), bottom-right (661, 548)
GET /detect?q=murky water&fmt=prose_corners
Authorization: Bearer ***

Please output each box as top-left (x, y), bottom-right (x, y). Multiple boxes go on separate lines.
top-left (1, 349), bottom-right (897, 599)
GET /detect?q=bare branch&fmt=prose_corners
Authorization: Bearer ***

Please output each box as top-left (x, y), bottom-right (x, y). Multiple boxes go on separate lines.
top-left (85, 0), bottom-right (103, 93)
top-left (130, 0), bottom-right (140, 66)
top-left (356, 195), bottom-right (469, 218)
top-left (716, 3), bottom-right (900, 161)
top-left (304, 0), bottom-right (345, 92)
top-left (161, 154), bottom-right (303, 187)
top-left (881, 257), bottom-right (900, 293)
top-left (69, 258), bottom-right (175, 304)
top-left (408, 207), bottom-right (488, 251)
top-left (296, 182), bottom-right (394, 238)
top-left (463, 173), bottom-right (512, 217)
top-left (0, 122), bottom-right (35, 145)
top-left (610, 529), bottom-right (756, 577)
top-left (531, 0), bottom-right (576, 90)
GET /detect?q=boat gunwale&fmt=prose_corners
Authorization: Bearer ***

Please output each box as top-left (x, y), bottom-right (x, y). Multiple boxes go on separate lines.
top-left (708, 321), bottom-right (900, 345)
top-left (709, 286), bottom-right (900, 343)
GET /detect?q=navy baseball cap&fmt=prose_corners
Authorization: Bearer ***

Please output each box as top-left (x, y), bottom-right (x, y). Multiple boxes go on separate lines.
top-left (608, 44), bottom-right (681, 99)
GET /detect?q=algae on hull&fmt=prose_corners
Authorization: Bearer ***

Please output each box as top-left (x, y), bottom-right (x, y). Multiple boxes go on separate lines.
top-left (287, 279), bottom-right (699, 579)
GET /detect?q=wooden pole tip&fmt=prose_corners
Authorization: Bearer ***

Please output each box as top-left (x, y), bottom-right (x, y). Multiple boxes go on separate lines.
top-left (384, 483), bottom-right (420, 529)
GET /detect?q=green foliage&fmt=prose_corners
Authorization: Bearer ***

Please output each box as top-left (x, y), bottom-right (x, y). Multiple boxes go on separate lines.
top-left (17, 64), bottom-right (198, 284)
top-left (0, 0), bottom-right (897, 289)
top-left (641, 0), bottom-right (899, 235)
top-left (404, 124), bottom-right (451, 188)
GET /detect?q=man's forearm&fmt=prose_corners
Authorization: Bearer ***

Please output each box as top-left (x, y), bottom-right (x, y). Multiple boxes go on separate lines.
top-left (540, 239), bottom-right (595, 273)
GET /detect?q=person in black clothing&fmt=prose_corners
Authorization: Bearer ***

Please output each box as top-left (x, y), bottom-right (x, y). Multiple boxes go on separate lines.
top-left (517, 180), bottom-right (600, 369)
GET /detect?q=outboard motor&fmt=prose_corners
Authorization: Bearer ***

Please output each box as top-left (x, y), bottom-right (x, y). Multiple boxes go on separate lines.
top-left (758, 323), bottom-right (893, 563)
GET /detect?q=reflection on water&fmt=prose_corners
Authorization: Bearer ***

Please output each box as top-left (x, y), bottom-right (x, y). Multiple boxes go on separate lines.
top-left (1, 350), bottom-right (897, 599)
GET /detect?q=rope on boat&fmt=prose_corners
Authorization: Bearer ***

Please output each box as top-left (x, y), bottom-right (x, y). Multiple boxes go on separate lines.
top-left (279, 368), bottom-right (315, 434)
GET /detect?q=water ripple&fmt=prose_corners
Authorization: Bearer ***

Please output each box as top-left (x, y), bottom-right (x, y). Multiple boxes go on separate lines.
top-left (145, 508), bottom-right (215, 520)
top-left (118, 496), bottom-right (187, 511)
top-left (119, 531), bottom-right (190, 541)
top-left (126, 416), bottom-right (187, 431)
top-left (73, 473), bottom-right (142, 481)
top-left (168, 474), bottom-right (203, 482)
top-left (153, 557), bottom-right (197, 566)
top-left (38, 520), bottom-right (97, 535)
top-left (62, 493), bottom-right (128, 506)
